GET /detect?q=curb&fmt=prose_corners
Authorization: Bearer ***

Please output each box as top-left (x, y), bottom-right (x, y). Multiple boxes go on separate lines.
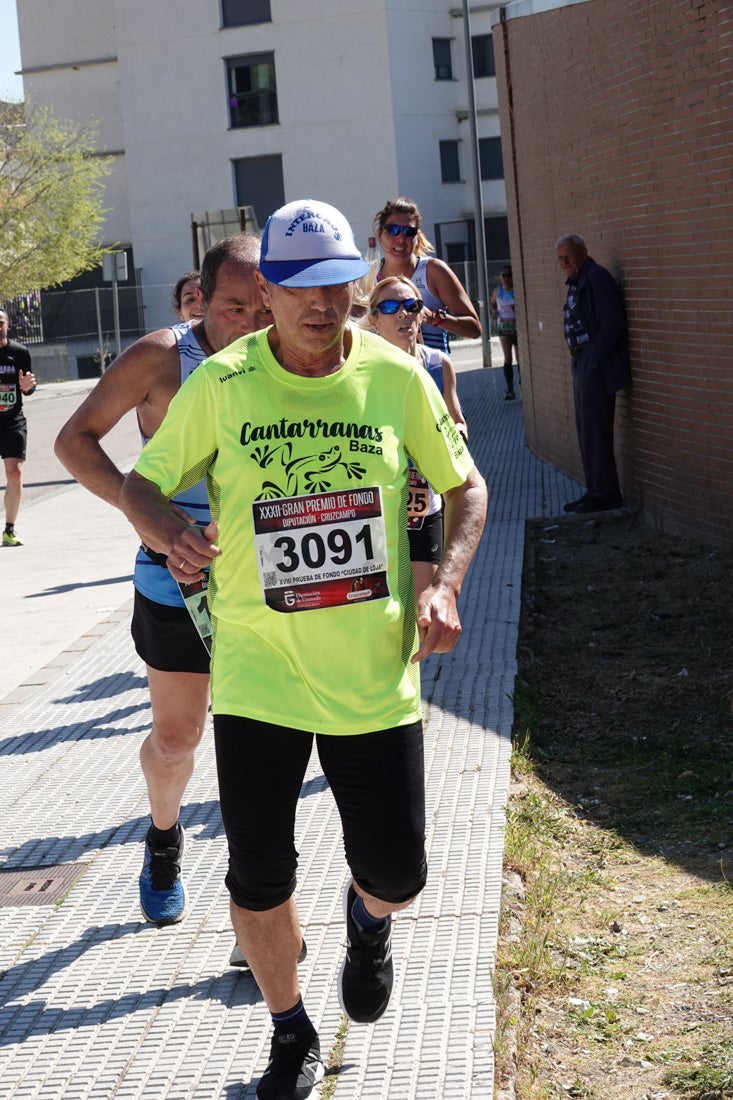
top-left (0, 599), bottom-right (132, 711)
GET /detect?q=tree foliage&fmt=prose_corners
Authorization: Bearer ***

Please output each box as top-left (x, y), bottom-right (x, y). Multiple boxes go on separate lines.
top-left (0, 102), bottom-right (112, 298)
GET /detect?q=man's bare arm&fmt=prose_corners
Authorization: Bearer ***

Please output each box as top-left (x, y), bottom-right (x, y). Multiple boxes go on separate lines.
top-left (54, 330), bottom-right (178, 509)
top-left (412, 465), bottom-right (488, 663)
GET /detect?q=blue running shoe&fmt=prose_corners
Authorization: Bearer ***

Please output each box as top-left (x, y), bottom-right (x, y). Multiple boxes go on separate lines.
top-left (139, 825), bottom-right (187, 925)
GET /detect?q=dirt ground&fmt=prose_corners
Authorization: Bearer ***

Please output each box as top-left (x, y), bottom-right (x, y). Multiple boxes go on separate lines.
top-left (499, 510), bottom-right (733, 1099)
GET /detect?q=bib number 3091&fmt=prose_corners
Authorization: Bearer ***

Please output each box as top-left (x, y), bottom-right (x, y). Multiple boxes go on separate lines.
top-left (253, 486), bottom-right (389, 612)
top-left (273, 523), bottom-right (373, 573)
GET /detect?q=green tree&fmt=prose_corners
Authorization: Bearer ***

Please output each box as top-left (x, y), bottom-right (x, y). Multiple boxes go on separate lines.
top-left (0, 102), bottom-right (112, 298)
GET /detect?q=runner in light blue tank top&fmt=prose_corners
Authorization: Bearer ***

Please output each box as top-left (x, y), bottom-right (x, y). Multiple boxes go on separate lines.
top-left (490, 266), bottom-right (520, 398)
top-left (53, 235), bottom-right (270, 935)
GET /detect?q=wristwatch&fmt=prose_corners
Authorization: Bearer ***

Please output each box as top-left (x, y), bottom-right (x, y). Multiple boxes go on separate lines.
top-left (140, 543), bottom-right (168, 567)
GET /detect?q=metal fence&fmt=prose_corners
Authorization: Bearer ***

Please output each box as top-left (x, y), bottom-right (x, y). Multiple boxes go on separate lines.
top-left (1, 277), bottom-right (151, 380)
top-left (1, 281), bottom-right (147, 349)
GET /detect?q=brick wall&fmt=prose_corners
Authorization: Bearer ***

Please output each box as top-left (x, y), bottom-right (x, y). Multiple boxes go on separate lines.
top-left (493, 0), bottom-right (733, 545)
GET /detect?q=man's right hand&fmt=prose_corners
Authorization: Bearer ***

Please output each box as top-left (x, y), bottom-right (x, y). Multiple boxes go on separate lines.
top-left (167, 520), bottom-right (220, 583)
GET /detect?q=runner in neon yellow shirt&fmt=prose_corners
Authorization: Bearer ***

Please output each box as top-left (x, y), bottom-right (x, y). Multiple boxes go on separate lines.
top-left (121, 199), bottom-right (487, 1100)
top-left (133, 322), bottom-right (471, 735)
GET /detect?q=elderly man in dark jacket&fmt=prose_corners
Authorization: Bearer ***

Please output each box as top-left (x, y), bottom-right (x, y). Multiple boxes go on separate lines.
top-left (556, 234), bottom-right (631, 513)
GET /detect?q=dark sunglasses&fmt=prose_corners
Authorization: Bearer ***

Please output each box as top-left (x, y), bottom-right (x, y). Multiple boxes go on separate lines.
top-left (374, 297), bottom-right (424, 315)
top-left (383, 225), bottom-right (418, 239)
top-left (500, 271), bottom-right (513, 278)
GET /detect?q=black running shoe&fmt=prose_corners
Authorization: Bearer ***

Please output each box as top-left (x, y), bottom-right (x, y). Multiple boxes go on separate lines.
top-left (338, 882), bottom-right (394, 1023)
top-left (256, 1023), bottom-right (324, 1100)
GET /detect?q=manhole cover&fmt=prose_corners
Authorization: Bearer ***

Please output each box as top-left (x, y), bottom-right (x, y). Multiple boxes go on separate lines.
top-left (0, 863), bottom-right (90, 907)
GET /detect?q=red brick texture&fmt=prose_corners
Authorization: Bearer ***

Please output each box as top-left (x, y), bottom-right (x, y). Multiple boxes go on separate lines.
top-left (493, 0), bottom-right (733, 544)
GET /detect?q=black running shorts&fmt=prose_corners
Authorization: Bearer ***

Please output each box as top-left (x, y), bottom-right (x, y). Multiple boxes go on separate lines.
top-left (0, 416), bottom-right (27, 460)
top-left (214, 715), bottom-right (427, 912)
top-left (408, 511), bottom-right (443, 565)
top-left (131, 588), bottom-right (210, 675)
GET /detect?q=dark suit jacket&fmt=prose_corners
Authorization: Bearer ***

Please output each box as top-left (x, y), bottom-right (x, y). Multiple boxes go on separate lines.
top-left (569, 257), bottom-right (631, 394)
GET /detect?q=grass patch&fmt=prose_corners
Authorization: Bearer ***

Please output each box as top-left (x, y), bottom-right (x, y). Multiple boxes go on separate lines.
top-left (494, 515), bottom-right (733, 1100)
top-left (662, 1036), bottom-right (733, 1097)
top-left (320, 1015), bottom-right (349, 1099)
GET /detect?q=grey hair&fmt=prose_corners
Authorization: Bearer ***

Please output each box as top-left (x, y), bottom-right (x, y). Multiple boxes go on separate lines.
top-left (199, 234), bottom-right (261, 303)
top-left (555, 233), bottom-right (586, 251)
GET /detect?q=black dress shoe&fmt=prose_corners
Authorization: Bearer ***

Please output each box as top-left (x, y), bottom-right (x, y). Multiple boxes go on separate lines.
top-left (573, 495), bottom-right (624, 513)
top-left (563, 494), bottom-right (591, 513)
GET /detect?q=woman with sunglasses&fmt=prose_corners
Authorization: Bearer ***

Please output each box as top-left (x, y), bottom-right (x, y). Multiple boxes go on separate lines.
top-left (367, 276), bottom-right (468, 598)
top-left (373, 197), bottom-right (481, 354)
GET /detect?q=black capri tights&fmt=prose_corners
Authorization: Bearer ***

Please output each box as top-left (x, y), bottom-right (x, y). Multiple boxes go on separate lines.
top-left (214, 715), bottom-right (427, 912)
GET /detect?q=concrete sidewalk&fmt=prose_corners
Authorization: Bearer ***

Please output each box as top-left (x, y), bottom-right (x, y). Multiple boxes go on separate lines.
top-left (0, 349), bottom-right (581, 1099)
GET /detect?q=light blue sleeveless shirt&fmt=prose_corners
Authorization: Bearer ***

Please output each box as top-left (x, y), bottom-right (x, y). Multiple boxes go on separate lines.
top-left (133, 323), bottom-right (211, 606)
top-left (410, 257), bottom-right (450, 354)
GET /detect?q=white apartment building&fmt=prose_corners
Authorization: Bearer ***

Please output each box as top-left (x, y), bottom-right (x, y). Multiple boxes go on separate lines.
top-left (16, 0), bottom-right (508, 335)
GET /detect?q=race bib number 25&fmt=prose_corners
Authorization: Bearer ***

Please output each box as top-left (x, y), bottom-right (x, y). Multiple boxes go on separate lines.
top-left (253, 486), bottom-right (390, 613)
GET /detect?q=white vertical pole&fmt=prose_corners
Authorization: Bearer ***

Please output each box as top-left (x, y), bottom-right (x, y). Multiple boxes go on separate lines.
top-left (462, 0), bottom-right (492, 368)
top-left (94, 287), bottom-right (104, 368)
top-left (112, 273), bottom-right (121, 360)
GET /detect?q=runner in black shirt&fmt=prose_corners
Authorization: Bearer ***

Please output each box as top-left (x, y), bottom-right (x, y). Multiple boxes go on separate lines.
top-left (0, 309), bottom-right (36, 546)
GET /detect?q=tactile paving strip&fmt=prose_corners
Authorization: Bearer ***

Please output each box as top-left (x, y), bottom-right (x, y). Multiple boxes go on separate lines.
top-left (0, 357), bottom-right (581, 1099)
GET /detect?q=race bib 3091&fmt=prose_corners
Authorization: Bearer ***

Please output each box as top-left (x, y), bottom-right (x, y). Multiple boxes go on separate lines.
top-left (252, 486), bottom-right (390, 613)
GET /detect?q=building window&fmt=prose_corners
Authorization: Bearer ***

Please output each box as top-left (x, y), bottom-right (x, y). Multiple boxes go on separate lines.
top-left (440, 141), bottom-right (461, 183)
top-left (445, 242), bottom-right (468, 264)
top-left (227, 53), bottom-right (278, 129)
top-left (233, 155), bottom-right (285, 227)
top-left (432, 38), bottom-right (453, 81)
top-left (483, 216), bottom-right (511, 263)
top-left (472, 34), bottom-right (496, 78)
top-left (221, 0), bottom-right (271, 25)
top-left (479, 136), bottom-right (504, 180)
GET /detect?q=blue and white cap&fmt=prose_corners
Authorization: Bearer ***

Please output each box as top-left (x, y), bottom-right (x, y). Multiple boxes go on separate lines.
top-left (259, 199), bottom-right (369, 287)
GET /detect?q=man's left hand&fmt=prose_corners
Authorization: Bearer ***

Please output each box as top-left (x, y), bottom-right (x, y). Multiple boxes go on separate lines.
top-left (411, 582), bottom-right (462, 663)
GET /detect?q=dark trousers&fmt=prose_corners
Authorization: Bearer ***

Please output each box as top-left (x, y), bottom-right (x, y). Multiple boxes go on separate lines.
top-left (571, 350), bottom-right (621, 502)
top-left (214, 715), bottom-right (427, 911)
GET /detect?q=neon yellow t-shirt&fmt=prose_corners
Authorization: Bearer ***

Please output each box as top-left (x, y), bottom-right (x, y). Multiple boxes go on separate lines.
top-left (133, 325), bottom-right (474, 735)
